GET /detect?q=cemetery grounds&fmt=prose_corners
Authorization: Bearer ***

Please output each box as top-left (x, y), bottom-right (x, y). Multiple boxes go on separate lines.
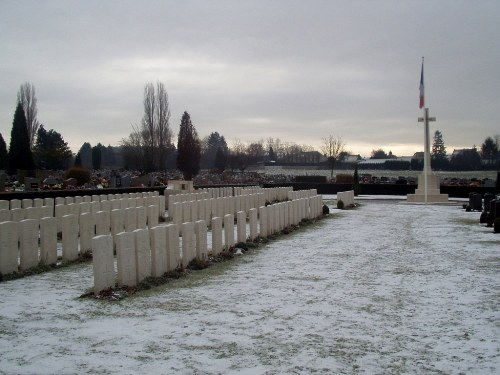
top-left (0, 197), bottom-right (498, 374)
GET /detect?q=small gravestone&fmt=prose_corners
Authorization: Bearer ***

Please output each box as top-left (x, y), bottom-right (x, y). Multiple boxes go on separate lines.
top-left (472, 194), bottom-right (482, 211)
top-left (24, 177), bottom-right (41, 192)
top-left (121, 176), bottom-right (131, 188)
top-left (484, 194), bottom-right (494, 212)
top-left (495, 201), bottom-right (500, 219)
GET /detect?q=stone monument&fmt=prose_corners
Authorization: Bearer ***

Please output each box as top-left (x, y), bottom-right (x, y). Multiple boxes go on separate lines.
top-left (407, 58), bottom-right (448, 203)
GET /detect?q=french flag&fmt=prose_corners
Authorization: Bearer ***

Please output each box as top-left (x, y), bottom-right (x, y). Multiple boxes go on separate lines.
top-left (419, 60), bottom-right (424, 109)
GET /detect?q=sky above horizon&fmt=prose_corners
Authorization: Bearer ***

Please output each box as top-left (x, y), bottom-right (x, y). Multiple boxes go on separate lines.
top-left (0, 0), bottom-right (499, 158)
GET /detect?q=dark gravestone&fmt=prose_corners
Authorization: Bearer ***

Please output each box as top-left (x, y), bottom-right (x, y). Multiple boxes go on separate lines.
top-left (488, 199), bottom-right (497, 214)
top-left (495, 201), bottom-right (500, 219)
top-left (484, 193), bottom-right (494, 212)
top-left (472, 194), bottom-right (482, 211)
top-left (469, 192), bottom-right (475, 208)
top-left (24, 177), bottom-right (41, 192)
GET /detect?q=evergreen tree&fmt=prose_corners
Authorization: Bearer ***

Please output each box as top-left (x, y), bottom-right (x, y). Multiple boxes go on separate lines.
top-left (8, 103), bottom-right (35, 173)
top-left (77, 142), bottom-right (92, 168)
top-left (481, 136), bottom-right (498, 167)
top-left (431, 130), bottom-right (448, 169)
top-left (74, 152), bottom-right (82, 166)
top-left (200, 131), bottom-right (228, 169)
top-left (176, 111), bottom-right (201, 180)
top-left (352, 165), bottom-right (361, 196)
top-left (214, 146), bottom-right (227, 172)
top-left (0, 133), bottom-right (8, 170)
top-left (92, 144), bottom-right (102, 170)
top-left (33, 125), bottom-right (72, 170)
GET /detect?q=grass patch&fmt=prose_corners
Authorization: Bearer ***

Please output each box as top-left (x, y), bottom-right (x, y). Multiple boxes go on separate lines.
top-left (81, 212), bottom-right (330, 301)
top-left (0, 251), bottom-right (94, 283)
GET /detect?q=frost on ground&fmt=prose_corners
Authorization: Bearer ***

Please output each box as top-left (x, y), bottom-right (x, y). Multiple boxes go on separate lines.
top-left (0, 201), bottom-right (499, 374)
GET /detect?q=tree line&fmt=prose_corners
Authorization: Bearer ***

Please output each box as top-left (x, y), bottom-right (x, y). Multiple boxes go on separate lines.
top-left (1, 81), bottom-right (498, 182)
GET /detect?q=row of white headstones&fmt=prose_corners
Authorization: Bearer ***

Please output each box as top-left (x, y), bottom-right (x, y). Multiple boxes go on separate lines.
top-left (0, 187), bottom-right (321, 290)
top-left (92, 194), bottom-right (323, 294)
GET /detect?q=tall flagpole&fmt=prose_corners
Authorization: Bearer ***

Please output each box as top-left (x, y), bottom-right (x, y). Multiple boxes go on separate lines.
top-left (417, 57), bottom-right (435, 203)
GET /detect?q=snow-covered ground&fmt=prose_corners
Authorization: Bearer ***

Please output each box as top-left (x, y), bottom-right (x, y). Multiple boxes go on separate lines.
top-left (0, 200), bottom-right (498, 374)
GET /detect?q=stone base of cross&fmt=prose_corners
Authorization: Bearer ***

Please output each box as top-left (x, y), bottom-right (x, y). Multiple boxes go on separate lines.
top-left (407, 107), bottom-right (449, 203)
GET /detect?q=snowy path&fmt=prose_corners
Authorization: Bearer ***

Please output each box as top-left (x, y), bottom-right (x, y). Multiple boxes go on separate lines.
top-left (0, 201), bottom-right (498, 374)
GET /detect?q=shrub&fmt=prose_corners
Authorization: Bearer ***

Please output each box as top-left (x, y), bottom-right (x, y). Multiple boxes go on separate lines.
top-left (64, 166), bottom-right (91, 186)
top-left (337, 200), bottom-right (345, 209)
top-left (465, 205), bottom-right (471, 212)
top-left (322, 204), bottom-right (330, 215)
top-left (494, 218), bottom-right (500, 233)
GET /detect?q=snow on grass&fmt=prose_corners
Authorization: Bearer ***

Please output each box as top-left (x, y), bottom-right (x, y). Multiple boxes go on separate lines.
top-left (0, 201), bottom-right (498, 374)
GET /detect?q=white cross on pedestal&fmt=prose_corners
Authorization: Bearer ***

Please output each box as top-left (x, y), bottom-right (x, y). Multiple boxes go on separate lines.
top-left (418, 107), bottom-right (436, 203)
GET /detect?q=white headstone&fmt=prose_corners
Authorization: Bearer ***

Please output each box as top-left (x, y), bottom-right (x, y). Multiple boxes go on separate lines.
top-left (0, 221), bottom-right (18, 274)
top-left (224, 214), bottom-right (235, 250)
top-left (147, 204), bottom-right (159, 228)
top-left (134, 228), bottom-right (152, 283)
top-left (150, 225), bottom-right (167, 277)
top-left (166, 224), bottom-right (180, 271)
top-left (124, 207), bottom-right (137, 232)
top-left (22, 199), bottom-right (33, 209)
top-left (95, 210), bottom-right (110, 236)
top-left (236, 211), bottom-right (246, 243)
top-left (79, 212), bottom-right (95, 255)
top-left (211, 217), bottom-right (223, 255)
top-left (195, 220), bottom-right (208, 261)
top-left (136, 206), bottom-right (147, 229)
top-left (19, 219), bottom-right (38, 270)
top-left (115, 231), bottom-right (137, 287)
top-left (249, 208), bottom-right (258, 241)
top-left (258, 206), bottom-right (268, 238)
top-left (40, 217), bottom-right (57, 265)
top-left (92, 234), bottom-right (115, 294)
top-left (62, 214), bottom-right (79, 261)
top-left (181, 222), bottom-right (195, 268)
top-left (110, 209), bottom-right (124, 237)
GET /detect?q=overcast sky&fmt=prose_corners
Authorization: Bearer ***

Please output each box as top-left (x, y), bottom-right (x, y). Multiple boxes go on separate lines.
top-left (0, 0), bottom-right (499, 157)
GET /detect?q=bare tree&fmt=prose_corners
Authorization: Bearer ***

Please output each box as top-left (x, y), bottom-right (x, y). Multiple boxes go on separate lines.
top-left (320, 135), bottom-right (345, 179)
top-left (17, 82), bottom-right (40, 149)
top-left (127, 82), bottom-right (173, 172)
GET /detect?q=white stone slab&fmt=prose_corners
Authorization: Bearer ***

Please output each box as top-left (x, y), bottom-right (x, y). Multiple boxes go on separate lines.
top-left (0, 200), bottom-right (9, 210)
top-left (181, 222), bottom-right (195, 268)
top-left (115, 231), bottom-right (137, 287)
top-left (166, 224), bottom-right (180, 271)
top-left (0, 221), bottom-right (18, 274)
top-left (150, 226), bottom-right (167, 277)
top-left (19, 219), bottom-right (38, 270)
top-left (134, 228), bottom-right (152, 283)
top-left (124, 207), bottom-right (137, 232)
top-left (10, 208), bottom-right (24, 222)
top-left (136, 206), bottom-right (147, 229)
top-left (33, 198), bottom-right (44, 208)
top-left (79, 212), bottom-right (95, 255)
top-left (147, 204), bottom-right (159, 228)
top-left (62, 214), bottom-right (79, 262)
top-left (223, 214), bottom-right (235, 250)
top-left (211, 217), bottom-right (223, 256)
top-left (10, 199), bottom-right (21, 209)
top-left (92, 235), bottom-right (115, 294)
top-left (95, 210), bottom-right (110, 236)
top-left (258, 206), bottom-right (268, 238)
top-left (22, 199), bottom-right (32, 209)
top-left (249, 208), bottom-right (258, 241)
top-left (195, 220), bottom-right (208, 261)
top-left (40, 217), bottom-right (57, 265)
top-left (0, 209), bottom-right (10, 222)
top-left (236, 211), bottom-right (246, 243)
